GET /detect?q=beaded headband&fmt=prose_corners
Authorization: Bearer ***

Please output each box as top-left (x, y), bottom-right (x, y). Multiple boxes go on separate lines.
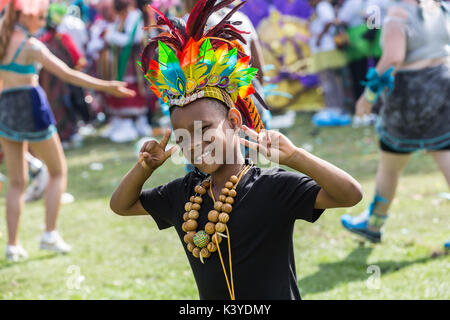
top-left (139, 0), bottom-right (266, 133)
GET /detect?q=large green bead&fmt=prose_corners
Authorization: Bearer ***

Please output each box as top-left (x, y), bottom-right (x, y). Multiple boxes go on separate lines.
top-left (193, 230), bottom-right (210, 248)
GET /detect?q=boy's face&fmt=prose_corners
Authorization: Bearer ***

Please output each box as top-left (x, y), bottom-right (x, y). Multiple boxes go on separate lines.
top-left (171, 98), bottom-right (242, 174)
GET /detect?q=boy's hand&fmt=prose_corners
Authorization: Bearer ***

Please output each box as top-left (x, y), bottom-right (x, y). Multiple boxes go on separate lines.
top-left (240, 125), bottom-right (363, 209)
top-left (138, 129), bottom-right (178, 171)
top-left (240, 125), bottom-right (298, 166)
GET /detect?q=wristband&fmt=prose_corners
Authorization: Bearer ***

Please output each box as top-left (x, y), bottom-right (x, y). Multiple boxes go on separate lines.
top-left (361, 66), bottom-right (395, 104)
top-left (363, 86), bottom-right (378, 104)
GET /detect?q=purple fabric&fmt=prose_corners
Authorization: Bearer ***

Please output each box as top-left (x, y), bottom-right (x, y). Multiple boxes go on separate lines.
top-left (298, 74), bottom-right (320, 87)
top-left (241, 0), bottom-right (312, 27)
top-left (240, 1), bottom-right (270, 27)
top-left (272, 72), bottom-right (319, 88)
top-left (30, 86), bottom-right (56, 131)
top-left (240, 0), bottom-right (318, 90)
top-left (272, 0), bottom-right (312, 19)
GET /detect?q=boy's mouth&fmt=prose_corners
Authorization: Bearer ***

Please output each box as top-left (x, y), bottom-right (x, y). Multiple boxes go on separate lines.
top-left (191, 120), bottom-right (224, 164)
top-left (193, 144), bottom-right (215, 164)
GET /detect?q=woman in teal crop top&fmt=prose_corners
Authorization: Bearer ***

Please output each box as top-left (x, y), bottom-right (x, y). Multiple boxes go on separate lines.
top-left (0, 0), bottom-right (137, 262)
top-left (341, 0), bottom-right (450, 246)
top-left (0, 23), bottom-right (39, 74)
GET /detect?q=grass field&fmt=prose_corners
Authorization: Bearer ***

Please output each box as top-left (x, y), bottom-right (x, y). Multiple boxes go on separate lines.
top-left (0, 113), bottom-right (448, 300)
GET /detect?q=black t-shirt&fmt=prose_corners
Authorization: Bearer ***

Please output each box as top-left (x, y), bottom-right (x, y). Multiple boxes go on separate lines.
top-left (139, 166), bottom-right (325, 300)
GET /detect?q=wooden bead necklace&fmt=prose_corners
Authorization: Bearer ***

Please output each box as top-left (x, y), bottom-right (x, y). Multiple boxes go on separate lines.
top-left (182, 164), bottom-right (252, 264)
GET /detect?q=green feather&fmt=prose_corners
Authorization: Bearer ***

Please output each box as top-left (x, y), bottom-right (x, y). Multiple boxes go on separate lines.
top-left (158, 41), bottom-right (186, 95)
top-left (199, 39), bottom-right (216, 67)
top-left (241, 68), bottom-right (259, 84)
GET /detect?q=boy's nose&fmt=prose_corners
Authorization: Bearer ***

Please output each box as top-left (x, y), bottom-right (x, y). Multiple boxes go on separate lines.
top-left (190, 142), bottom-right (203, 156)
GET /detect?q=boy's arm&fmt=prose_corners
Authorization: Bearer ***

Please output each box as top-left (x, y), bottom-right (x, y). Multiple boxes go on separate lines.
top-left (110, 163), bottom-right (153, 216)
top-left (110, 129), bottom-right (178, 216)
top-left (240, 125), bottom-right (363, 210)
top-left (284, 148), bottom-right (363, 209)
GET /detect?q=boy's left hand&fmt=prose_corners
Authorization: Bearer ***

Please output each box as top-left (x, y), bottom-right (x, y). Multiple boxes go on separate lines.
top-left (240, 125), bottom-right (298, 166)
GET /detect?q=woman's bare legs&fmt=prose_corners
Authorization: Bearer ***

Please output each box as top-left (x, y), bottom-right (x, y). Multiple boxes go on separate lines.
top-left (342, 147), bottom-right (448, 244)
top-left (341, 149), bottom-right (412, 241)
top-left (430, 150), bottom-right (450, 187)
top-left (372, 150), bottom-right (412, 217)
top-left (29, 133), bottom-right (67, 232)
top-left (0, 138), bottom-right (28, 246)
top-left (430, 150), bottom-right (450, 248)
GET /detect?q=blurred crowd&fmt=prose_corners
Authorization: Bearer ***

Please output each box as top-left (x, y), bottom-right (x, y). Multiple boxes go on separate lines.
top-left (32, 0), bottom-right (166, 146)
top-left (240, 0), bottom-right (395, 126)
top-left (2, 0), bottom-right (442, 147)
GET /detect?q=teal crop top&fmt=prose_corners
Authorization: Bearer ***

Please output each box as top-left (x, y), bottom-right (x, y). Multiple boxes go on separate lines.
top-left (0, 25), bottom-right (38, 75)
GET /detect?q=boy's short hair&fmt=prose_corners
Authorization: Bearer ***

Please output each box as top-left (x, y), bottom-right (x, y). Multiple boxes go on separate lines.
top-left (169, 97), bottom-right (229, 119)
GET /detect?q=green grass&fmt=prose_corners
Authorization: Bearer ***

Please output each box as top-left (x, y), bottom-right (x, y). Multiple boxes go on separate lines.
top-left (0, 113), bottom-right (448, 299)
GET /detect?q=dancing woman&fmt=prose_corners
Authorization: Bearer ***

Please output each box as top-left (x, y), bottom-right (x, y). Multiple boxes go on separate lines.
top-left (341, 0), bottom-right (450, 245)
top-left (0, 0), bottom-right (134, 261)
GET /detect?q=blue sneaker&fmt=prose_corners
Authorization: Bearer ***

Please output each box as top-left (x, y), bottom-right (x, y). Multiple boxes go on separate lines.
top-left (312, 109), bottom-right (351, 127)
top-left (341, 194), bottom-right (389, 243)
top-left (341, 209), bottom-right (388, 243)
top-left (445, 241), bottom-right (450, 250)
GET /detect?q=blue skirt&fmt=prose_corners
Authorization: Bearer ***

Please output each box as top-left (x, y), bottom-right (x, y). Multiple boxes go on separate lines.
top-left (0, 86), bottom-right (57, 142)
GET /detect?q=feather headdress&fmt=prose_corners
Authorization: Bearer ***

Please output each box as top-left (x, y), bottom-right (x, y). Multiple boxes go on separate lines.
top-left (139, 0), bottom-right (266, 132)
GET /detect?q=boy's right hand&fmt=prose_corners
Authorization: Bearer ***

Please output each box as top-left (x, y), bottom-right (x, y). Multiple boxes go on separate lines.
top-left (138, 128), bottom-right (178, 171)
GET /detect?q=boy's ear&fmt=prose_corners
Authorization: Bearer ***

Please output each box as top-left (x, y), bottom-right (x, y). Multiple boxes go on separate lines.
top-left (228, 108), bottom-right (242, 130)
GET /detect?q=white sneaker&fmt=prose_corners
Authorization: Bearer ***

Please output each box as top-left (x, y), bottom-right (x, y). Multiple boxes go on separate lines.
top-left (101, 117), bottom-right (121, 138)
top-left (24, 166), bottom-right (49, 203)
top-left (40, 231), bottom-right (72, 254)
top-left (70, 132), bottom-right (84, 148)
top-left (5, 244), bottom-right (28, 262)
top-left (110, 118), bottom-right (139, 143)
top-left (353, 114), bottom-right (376, 128)
top-left (135, 115), bottom-right (152, 137)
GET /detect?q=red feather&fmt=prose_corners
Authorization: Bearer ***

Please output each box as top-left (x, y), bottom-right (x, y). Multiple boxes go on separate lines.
top-left (149, 5), bottom-right (186, 46)
top-left (205, 1), bottom-right (247, 39)
top-left (235, 97), bottom-right (254, 130)
top-left (141, 40), bottom-right (158, 72)
top-left (191, 0), bottom-right (217, 40)
top-left (179, 38), bottom-right (200, 69)
top-left (186, 0), bottom-right (206, 36)
top-left (212, 0), bottom-right (236, 13)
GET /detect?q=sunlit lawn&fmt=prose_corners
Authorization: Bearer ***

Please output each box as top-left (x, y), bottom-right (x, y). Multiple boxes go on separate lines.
top-left (0, 113), bottom-right (448, 299)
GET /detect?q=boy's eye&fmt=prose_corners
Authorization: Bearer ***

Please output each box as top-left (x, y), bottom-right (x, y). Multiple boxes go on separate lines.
top-left (176, 138), bottom-right (190, 151)
top-left (193, 125), bottom-right (210, 136)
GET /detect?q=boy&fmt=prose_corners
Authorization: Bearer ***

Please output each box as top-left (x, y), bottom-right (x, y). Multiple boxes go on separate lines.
top-left (110, 0), bottom-right (362, 300)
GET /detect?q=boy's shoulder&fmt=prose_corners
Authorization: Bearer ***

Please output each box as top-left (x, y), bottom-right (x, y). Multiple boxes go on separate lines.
top-left (257, 166), bottom-right (307, 179)
top-left (178, 168), bottom-right (206, 188)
